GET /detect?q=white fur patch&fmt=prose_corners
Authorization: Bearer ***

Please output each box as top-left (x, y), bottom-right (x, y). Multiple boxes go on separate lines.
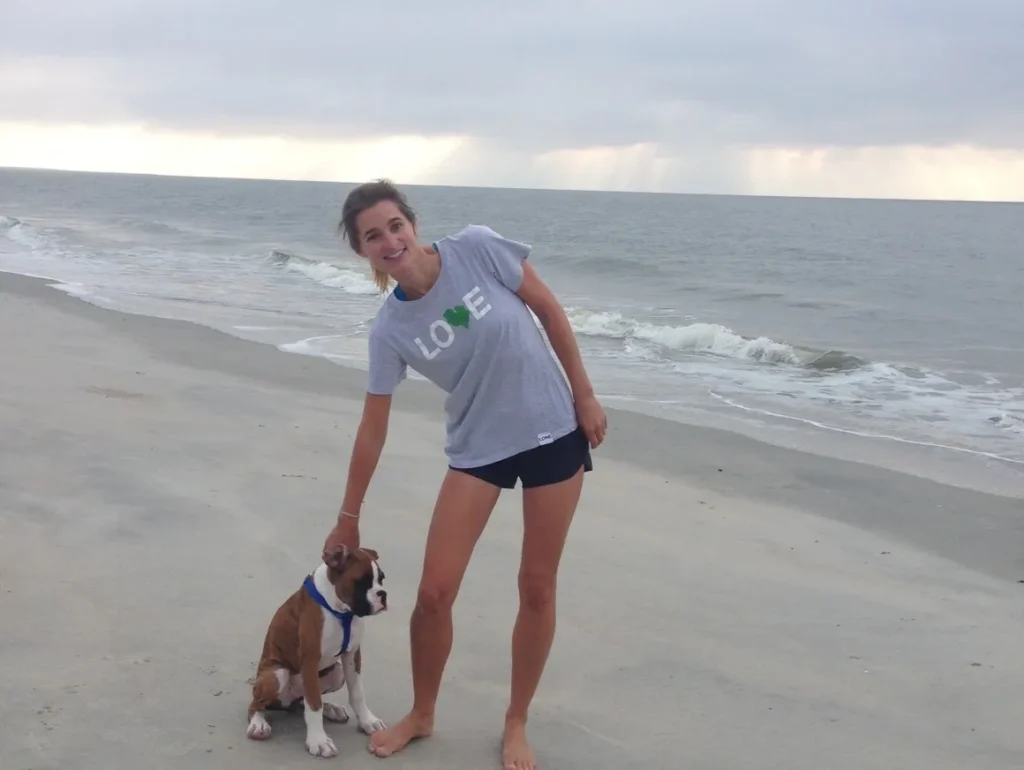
top-left (303, 701), bottom-right (338, 758)
top-left (246, 711), bottom-right (272, 740)
top-left (312, 565), bottom-right (352, 665)
top-left (365, 560), bottom-right (387, 615)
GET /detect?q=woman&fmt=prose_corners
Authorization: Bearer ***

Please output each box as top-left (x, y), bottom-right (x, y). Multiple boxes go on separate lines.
top-left (323, 179), bottom-right (607, 770)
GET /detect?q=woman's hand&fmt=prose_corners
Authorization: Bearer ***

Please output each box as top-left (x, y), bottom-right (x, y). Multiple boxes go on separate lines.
top-left (324, 511), bottom-right (360, 552)
top-left (575, 393), bottom-right (608, 448)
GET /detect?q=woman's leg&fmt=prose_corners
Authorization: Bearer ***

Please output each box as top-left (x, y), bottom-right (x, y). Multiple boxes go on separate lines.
top-left (368, 468), bottom-right (503, 758)
top-left (503, 466), bottom-right (585, 770)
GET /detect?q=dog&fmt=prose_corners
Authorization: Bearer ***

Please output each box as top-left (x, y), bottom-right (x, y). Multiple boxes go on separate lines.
top-left (245, 544), bottom-right (388, 757)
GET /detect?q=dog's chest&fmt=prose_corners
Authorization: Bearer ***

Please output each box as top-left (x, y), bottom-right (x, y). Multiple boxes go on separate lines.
top-left (317, 609), bottom-right (365, 668)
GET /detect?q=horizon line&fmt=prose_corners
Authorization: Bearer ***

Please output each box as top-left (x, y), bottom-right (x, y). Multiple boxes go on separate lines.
top-left (2, 164), bottom-right (1022, 206)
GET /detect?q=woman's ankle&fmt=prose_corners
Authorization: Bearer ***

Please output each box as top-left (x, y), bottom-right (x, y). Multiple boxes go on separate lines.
top-left (504, 707), bottom-right (529, 726)
top-left (407, 705), bottom-right (437, 725)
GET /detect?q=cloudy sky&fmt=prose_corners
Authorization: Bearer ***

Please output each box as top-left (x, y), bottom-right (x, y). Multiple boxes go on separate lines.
top-left (2, 0), bottom-right (1022, 200)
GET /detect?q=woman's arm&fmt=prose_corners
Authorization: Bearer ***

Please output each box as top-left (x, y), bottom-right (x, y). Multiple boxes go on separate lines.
top-left (326, 392), bottom-right (392, 549)
top-left (515, 261), bottom-right (608, 447)
top-left (340, 393), bottom-right (392, 514)
top-left (516, 261), bottom-right (593, 399)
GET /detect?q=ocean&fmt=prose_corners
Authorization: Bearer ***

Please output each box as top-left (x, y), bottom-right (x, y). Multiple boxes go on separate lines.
top-left (2, 167), bottom-right (1022, 495)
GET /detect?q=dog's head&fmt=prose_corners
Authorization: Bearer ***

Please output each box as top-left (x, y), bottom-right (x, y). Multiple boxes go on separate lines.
top-left (322, 545), bottom-right (387, 617)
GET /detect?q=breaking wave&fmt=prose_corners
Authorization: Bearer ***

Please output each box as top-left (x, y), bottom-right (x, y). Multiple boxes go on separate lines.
top-left (1, 215), bottom-right (57, 254)
top-left (565, 307), bottom-right (866, 372)
top-left (267, 249), bottom-right (378, 296)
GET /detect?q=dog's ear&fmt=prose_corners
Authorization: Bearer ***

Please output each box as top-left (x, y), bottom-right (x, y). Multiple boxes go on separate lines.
top-left (322, 544), bottom-right (350, 571)
top-left (360, 547), bottom-right (379, 561)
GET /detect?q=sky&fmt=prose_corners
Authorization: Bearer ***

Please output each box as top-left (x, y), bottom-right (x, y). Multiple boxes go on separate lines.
top-left (2, 0), bottom-right (1023, 201)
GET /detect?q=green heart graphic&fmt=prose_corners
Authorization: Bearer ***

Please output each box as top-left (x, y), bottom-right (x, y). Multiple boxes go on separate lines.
top-left (443, 305), bottom-right (471, 329)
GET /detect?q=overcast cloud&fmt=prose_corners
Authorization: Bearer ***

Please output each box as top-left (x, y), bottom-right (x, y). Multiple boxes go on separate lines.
top-left (2, 0), bottom-right (1022, 195)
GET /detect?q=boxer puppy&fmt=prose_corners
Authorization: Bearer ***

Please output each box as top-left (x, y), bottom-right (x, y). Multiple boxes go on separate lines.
top-left (245, 544), bottom-right (388, 758)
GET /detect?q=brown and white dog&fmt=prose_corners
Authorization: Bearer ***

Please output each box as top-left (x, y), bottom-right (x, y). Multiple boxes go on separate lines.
top-left (245, 544), bottom-right (388, 758)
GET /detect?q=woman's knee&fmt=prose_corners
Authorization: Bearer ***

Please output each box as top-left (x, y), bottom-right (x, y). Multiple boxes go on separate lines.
top-left (518, 570), bottom-right (557, 613)
top-left (415, 581), bottom-right (459, 616)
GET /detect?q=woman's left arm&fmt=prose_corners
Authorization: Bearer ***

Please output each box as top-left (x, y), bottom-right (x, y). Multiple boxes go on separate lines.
top-left (516, 262), bottom-right (608, 448)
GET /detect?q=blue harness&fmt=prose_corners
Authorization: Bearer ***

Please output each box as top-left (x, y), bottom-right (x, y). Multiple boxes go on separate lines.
top-left (303, 575), bottom-right (353, 655)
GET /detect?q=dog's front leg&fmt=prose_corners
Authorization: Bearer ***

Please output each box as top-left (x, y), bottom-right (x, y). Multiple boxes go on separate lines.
top-left (300, 654), bottom-right (338, 757)
top-left (319, 663), bottom-right (351, 724)
top-left (342, 649), bottom-right (385, 735)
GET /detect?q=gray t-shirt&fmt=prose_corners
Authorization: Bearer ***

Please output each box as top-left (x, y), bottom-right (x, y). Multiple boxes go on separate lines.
top-left (366, 224), bottom-right (578, 468)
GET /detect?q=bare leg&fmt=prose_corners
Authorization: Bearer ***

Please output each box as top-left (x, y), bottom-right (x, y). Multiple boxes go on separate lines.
top-left (368, 469), bottom-right (501, 758)
top-left (504, 467), bottom-right (584, 770)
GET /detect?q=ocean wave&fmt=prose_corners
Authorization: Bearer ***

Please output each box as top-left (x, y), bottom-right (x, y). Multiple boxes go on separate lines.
top-left (677, 345), bottom-right (1024, 456)
top-left (565, 307), bottom-right (865, 371)
top-left (267, 249), bottom-right (378, 295)
top-left (1, 215), bottom-right (51, 252)
top-left (990, 411), bottom-right (1024, 434)
top-left (709, 391), bottom-right (1024, 466)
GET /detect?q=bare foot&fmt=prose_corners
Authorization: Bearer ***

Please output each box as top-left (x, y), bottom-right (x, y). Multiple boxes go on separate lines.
top-left (502, 718), bottom-right (536, 770)
top-left (367, 710), bottom-right (433, 758)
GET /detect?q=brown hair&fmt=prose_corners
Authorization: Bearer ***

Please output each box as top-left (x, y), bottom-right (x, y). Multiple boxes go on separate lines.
top-left (338, 179), bottom-right (418, 293)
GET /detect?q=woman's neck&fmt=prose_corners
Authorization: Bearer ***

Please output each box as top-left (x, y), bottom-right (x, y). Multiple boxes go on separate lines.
top-left (398, 246), bottom-right (441, 299)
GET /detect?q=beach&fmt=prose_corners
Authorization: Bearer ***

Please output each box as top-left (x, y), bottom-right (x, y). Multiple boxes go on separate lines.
top-left (4, 169), bottom-right (1023, 498)
top-left (2, 269), bottom-right (1023, 769)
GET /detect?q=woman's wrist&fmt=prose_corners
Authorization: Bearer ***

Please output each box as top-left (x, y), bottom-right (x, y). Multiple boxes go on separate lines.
top-left (573, 384), bottom-right (595, 401)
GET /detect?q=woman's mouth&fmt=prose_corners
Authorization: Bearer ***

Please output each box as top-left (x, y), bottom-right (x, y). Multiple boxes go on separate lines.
top-left (384, 248), bottom-right (406, 261)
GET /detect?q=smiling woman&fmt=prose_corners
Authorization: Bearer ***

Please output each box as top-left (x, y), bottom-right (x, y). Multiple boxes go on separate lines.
top-left (337, 180), bottom-right (421, 293)
top-left (324, 178), bottom-right (608, 770)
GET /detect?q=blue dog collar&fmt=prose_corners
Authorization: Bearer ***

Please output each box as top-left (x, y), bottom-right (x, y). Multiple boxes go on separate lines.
top-left (303, 575), bottom-right (353, 654)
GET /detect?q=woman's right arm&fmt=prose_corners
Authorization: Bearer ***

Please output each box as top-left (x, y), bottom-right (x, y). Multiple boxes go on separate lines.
top-left (326, 322), bottom-right (406, 551)
top-left (339, 392), bottom-right (393, 516)
top-left (325, 392), bottom-right (393, 550)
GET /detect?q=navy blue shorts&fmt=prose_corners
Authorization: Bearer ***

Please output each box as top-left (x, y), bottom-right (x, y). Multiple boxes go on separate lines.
top-left (451, 426), bottom-right (593, 489)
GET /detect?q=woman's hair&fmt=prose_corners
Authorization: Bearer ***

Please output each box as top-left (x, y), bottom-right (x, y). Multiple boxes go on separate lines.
top-left (338, 179), bottom-right (417, 293)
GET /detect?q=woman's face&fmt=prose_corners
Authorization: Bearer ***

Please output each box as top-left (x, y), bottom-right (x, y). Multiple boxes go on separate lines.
top-left (355, 200), bottom-right (419, 277)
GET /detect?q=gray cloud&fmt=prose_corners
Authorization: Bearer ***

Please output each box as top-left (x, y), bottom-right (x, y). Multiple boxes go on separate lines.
top-left (2, 0), bottom-right (1022, 153)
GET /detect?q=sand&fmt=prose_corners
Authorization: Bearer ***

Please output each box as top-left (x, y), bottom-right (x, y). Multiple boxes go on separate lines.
top-left (1, 270), bottom-right (1022, 770)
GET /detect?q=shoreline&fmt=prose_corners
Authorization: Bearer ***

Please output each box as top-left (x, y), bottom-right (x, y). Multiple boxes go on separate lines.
top-left (3, 269), bottom-right (1022, 582)
top-left (4, 263), bottom-right (1023, 495)
top-left (3, 268), bottom-right (1024, 769)
top-left (4, 219), bottom-right (1022, 498)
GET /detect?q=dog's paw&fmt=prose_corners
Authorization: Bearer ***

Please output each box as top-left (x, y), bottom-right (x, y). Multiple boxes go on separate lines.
top-left (246, 713), bottom-right (272, 740)
top-left (306, 731), bottom-right (338, 758)
top-left (357, 711), bottom-right (387, 734)
top-left (323, 702), bottom-right (350, 723)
